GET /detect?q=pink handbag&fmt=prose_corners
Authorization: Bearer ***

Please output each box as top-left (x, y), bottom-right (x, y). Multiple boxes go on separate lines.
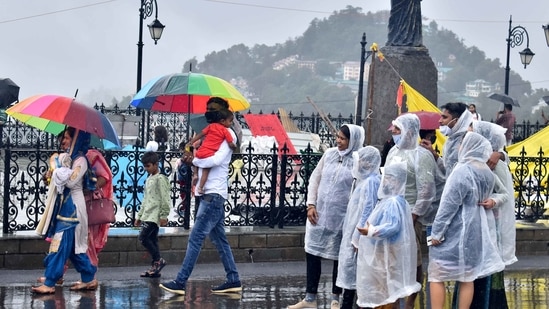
top-left (85, 190), bottom-right (115, 225)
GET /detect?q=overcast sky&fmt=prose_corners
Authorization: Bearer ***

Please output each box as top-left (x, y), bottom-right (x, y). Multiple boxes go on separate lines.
top-left (1, 0), bottom-right (548, 106)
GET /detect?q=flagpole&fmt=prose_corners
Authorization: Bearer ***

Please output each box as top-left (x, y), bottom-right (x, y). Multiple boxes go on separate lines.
top-left (366, 50), bottom-right (376, 145)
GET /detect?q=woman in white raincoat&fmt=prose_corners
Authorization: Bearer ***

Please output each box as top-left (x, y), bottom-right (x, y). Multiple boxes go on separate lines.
top-left (288, 124), bottom-right (364, 309)
top-left (469, 120), bottom-right (516, 309)
top-left (429, 132), bottom-right (505, 309)
top-left (471, 121), bottom-right (516, 265)
top-left (336, 146), bottom-right (382, 308)
top-left (355, 162), bottom-right (421, 308)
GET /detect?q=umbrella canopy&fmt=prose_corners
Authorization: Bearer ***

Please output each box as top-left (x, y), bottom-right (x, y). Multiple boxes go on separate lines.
top-left (6, 94), bottom-right (121, 148)
top-left (131, 72), bottom-right (250, 113)
top-left (0, 78), bottom-right (20, 108)
top-left (488, 93), bottom-right (520, 107)
top-left (388, 111), bottom-right (440, 131)
top-left (406, 110), bottom-right (440, 130)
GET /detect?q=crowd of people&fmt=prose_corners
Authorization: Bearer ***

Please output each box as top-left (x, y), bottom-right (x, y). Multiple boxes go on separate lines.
top-left (29, 98), bottom-right (517, 309)
top-left (287, 102), bottom-right (516, 309)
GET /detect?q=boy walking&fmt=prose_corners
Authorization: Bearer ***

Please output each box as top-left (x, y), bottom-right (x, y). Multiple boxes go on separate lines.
top-left (135, 151), bottom-right (171, 278)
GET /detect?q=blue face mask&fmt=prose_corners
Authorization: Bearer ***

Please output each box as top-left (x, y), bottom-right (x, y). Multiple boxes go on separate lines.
top-left (392, 134), bottom-right (401, 145)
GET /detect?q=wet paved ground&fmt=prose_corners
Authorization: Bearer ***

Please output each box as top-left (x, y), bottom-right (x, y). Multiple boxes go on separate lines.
top-left (1, 257), bottom-right (549, 308)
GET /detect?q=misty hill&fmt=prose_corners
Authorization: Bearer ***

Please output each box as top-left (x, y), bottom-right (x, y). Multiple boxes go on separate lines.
top-left (173, 6), bottom-right (548, 122)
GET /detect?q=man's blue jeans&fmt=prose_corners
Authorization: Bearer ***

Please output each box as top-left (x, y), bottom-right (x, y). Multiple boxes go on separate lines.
top-left (175, 193), bottom-right (240, 284)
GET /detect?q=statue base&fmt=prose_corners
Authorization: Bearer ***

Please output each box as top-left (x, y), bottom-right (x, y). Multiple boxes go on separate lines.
top-left (365, 46), bottom-right (438, 149)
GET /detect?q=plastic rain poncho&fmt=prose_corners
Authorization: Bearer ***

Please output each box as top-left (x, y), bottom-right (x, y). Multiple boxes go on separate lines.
top-left (439, 109), bottom-right (473, 177)
top-left (305, 124), bottom-right (365, 260)
top-left (336, 146), bottom-right (381, 290)
top-left (356, 162), bottom-right (421, 308)
top-left (428, 132), bottom-right (505, 283)
top-left (472, 121), bottom-right (517, 265)
top-left (386, 113), bottom-right (436, 219)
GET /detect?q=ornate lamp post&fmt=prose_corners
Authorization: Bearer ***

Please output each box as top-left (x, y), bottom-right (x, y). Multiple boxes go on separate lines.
top-left (504, 16), bottom-right (534, 95)
top-left (136, 0), bottom-right (165, 144)
top-left (355, 33), bottom-right (373, 126)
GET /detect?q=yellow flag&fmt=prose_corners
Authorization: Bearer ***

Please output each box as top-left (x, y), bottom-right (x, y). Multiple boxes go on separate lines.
top-left (398, 80), bottom-right (446, 154)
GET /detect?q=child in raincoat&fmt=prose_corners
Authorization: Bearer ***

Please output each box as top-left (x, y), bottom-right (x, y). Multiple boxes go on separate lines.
top-left (336, 146), bottom-right (381, 308)
top-left (355, 162), bottom-right (421, 308)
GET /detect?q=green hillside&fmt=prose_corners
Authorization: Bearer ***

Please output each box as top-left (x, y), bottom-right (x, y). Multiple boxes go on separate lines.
top-left (180, 6), bottom-right (548, 122)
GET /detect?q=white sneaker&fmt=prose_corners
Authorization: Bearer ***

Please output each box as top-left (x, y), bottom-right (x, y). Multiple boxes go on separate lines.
top-left (287, 299), bottom-right (317, 309)
top-left (330, 300), bottom-right (340, 309)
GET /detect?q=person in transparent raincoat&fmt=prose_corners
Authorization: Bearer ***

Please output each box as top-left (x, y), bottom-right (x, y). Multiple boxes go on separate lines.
top-left (428, 132), bottom-right (505, 309)
top-left (288, 124), bottom-right (364, 309)
top-left (336, 146), bottom-right (382, 308)
top-left (469, 120), bottom-right (516, 309)
top-left (355, 162), bottom-right (421, 309)
top-left (385, 113), bottom-right (436, 308)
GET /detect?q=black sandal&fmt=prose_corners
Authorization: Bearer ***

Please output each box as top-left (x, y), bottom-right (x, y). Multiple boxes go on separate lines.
top-left (140, 268), bottom-right (161, 278)
top-left (140, 271), bottom-right (161, 278)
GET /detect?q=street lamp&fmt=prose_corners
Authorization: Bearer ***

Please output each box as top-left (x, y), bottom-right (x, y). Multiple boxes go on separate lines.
top-left (136, 0), bottom-right (165, 144)
top-left (355, 33), bottom-right (373, 126)
top-left (543, 24), bottom-right (549, 47)
top-left (504, 15), bottom-right (534, 95)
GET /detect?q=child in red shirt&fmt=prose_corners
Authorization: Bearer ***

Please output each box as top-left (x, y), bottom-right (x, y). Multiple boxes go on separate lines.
top-left (187, 109), bottom-right (236, 193)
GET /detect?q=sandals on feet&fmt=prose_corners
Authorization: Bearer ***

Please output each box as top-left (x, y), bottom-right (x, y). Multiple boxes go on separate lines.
top-left (69, 279), bottom-right (98, 291)
top-left (31, 285), bottom-right (55, 294)
top-left (140, 270), bottom-right (161, 278)
top-left (140, 258), bottom-right (166, 278)
top-left (37, 276), bottom-right (64, 286)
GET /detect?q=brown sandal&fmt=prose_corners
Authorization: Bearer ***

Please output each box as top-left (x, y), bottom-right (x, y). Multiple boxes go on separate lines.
top-left (31, 285), bottom-right (55, 294)
top-left (70, 279), bottom-right (98, 291)
top-left (37, 276), bottom-right (64, 286)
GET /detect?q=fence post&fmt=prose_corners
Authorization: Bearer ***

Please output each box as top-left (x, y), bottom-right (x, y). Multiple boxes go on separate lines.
top-left (276, 144), bottom-right (289, 229)
top-left (2, 147), bottom-right (10, 234)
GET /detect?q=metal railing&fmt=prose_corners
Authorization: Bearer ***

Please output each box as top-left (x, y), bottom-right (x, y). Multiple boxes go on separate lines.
top-left (1, 105), bottom-right (548, 233)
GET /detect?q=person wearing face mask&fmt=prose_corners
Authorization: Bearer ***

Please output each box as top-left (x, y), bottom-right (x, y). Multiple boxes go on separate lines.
top-left (288, 124), bottom-right (365, 309)
top-left (355, 162), bottom-right (421, 309)
top-left (337, 146), bottom-right (382, 309)
top-left (385, 114), bottom-right (436, 309)
top-left (420, 102), bottom-right (471, 178)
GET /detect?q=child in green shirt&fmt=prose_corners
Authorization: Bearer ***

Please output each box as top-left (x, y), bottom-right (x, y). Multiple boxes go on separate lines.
top-left (135, 151), bottom-right (171, 277)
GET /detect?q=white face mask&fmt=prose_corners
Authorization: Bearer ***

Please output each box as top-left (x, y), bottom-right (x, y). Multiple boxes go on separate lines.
top-left (392, 134), bottom-right (401, 145)
top-left (439, 125), bottom-right (451, 136)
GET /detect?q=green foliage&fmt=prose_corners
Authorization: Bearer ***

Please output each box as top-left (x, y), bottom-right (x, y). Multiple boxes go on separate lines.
top-left (110, 6), bottom-right (548, 123)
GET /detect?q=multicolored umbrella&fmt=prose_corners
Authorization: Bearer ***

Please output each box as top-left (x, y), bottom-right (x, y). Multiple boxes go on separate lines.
top-left (6, 94), bottom-right (121, 148)
top-left (130, 72), bottom-right (250, 113)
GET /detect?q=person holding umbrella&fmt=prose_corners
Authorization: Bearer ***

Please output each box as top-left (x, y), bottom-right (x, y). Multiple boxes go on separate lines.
top-left (495, 104), bottom-right (516, 146)
top-left (32, 129), bottom-right (98, 294)
top-left (160, 97), bottom-right (242, 296)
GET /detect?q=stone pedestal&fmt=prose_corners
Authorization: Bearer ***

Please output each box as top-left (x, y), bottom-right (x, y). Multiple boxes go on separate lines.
top-left (365, 46), bottom-right (437, 149)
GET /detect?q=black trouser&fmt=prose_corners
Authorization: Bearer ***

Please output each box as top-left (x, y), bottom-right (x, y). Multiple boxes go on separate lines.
top-left (341, 288), bottom-right (357, 309)
top-left (138, 221), bottom-right (160, 262)
top-left (306, 252), bottom-right (342, 295)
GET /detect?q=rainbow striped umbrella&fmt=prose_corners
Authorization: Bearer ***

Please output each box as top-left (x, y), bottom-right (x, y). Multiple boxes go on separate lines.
top-left (130, 72), bottom-right (250, 113)
top-left (6, 94), bottom-right (121, 148)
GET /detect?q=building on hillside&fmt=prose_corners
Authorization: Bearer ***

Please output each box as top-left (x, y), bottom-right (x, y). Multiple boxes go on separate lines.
top-left (342, 61), bottom-right (369, 81)
top-left (465, 79), bottom-right (499, 97)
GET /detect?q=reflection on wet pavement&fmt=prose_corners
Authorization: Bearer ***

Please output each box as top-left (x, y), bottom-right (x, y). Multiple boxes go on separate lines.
top-left (2, 270), bottom-right (548, 308)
